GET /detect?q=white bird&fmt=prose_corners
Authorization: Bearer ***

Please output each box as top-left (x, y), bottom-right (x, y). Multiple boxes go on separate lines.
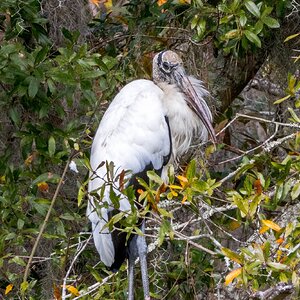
top-left (87, 50), bottom-right (215, 300)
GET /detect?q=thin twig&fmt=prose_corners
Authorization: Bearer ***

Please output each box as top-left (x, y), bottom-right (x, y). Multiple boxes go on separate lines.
top-left (22, 157), bottom-right (72, 298)
top-left (217, 122), bottom-right (278, 165)
top-left (62, 234), bottom-right (93, 299)
top-left (218, 131), bottom-right (297, 184)
top-left (174, 231), bottom-right (217, 255)
top-left (66, 274), bottom-right (116, 299)
top-left (236, 113), bottom-right (300, 129)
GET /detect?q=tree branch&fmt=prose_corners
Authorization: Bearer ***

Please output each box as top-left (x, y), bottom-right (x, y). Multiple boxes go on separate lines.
top-left (251, 283), bottom-right (295, 300)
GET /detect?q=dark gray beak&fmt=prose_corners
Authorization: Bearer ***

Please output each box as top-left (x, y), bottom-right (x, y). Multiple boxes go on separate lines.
top-left (174, 67), bottom-right (216, 143)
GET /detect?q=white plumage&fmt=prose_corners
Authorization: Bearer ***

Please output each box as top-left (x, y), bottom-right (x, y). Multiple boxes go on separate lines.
top-left (87, 79), bottom-right (170, 267)
top-left (87, 50), bottom-right (215, 300)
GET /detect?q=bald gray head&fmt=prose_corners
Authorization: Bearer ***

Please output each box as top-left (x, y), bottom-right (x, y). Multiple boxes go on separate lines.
top-left (152, 50), bottom-right (184, 85)
top-left (152, 50), bottom-right (216, 143)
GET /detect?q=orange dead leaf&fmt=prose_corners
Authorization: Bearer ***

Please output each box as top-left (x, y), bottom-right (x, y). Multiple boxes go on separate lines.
top-left (89, 0), bottom-right (101, 7)
top-left (155, 183), bottom-right (167, 204)
top-left (170, 189), bottom-right (178, 197)
top-left (177, 175), bottom-right (188, 183)
top-left (276, 237), bottom-right (284, 244)
top-left (119, 169), bottom-right (125, 191)
top-left (176, 175), bottom-right (188, 187)
top-left (228, 220), bottom-right (241, 231)
top-left (276, 249), bottom-right (282, 262)
top-left (259, 225), bottom-right (269, 234)
top-left (53, 285), bottom-right (61, 300)
top-left (181, 195), bottom-right (187, 204)
top-left (104, 0), bottom-right (113, 9)
top-left (225, 268), bottom-right (242, 285)
top-left (25, 154), bottom-right (33, 166)
top-left (137, 189), bottom-right (144, 195)
top-left (37, 182), bottom-right (49, 193)
top-left (64, 285), bottom-right (80, 297)
top-left (157, 0), bottom-right (167, 6)
top-left (5, 283), bottom-right (13, 295)
top-left (261, 219), bottom-right (282, 232)
top-left (25, 151), bottom-right (37, 166)
top-left (254, 179), bottom-right (262, 195)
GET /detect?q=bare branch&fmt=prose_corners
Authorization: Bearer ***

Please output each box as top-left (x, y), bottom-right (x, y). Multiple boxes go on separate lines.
top-left (62, 234), bottom-right (93, 300)
top-left (251, 283), bottom-right (294, 300)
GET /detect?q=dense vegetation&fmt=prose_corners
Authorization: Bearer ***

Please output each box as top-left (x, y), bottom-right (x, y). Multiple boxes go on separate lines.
top-left (0, 0), bottom-right (299, 299)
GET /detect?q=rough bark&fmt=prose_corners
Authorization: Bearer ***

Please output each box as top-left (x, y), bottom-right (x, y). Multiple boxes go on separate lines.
top-left (211, 15), bottom-right (300, 115)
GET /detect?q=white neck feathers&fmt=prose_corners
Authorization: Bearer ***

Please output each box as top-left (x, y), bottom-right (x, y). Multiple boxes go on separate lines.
top-left (158, 77), bottom-right (212, 160)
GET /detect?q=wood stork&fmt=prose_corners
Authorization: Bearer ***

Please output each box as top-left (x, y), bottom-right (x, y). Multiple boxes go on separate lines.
top-left (87, 50), bottom-right (215, 300)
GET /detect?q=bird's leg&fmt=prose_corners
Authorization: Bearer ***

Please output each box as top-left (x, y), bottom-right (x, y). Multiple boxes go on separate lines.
top-left (136, 220), bottom-right (150, 300)
top-left (127, 254), bottom-right (135, 300)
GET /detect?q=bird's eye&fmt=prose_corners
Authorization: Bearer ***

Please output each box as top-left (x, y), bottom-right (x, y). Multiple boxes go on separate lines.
top-left (162, 62), bottom-right (170, 70)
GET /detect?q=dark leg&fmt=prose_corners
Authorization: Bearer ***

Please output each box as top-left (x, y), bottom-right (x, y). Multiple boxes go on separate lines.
top-left (128, 255), bottom-right (135, 300)
top-left (136, 221), bottom-right (150, 300)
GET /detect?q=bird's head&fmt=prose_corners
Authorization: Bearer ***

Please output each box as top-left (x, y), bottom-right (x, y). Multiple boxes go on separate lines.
top-left (153, 50), bottom-right (216, 143)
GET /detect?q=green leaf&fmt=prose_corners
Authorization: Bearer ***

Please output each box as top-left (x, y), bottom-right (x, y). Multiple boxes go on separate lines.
top-left (5, 233), bottom-right (16, 240)
top-left (273, 94), bottom-right (291, 104)
top-left (232, 194), bottom-right (248, 217)
top-left (110, 211), bottom-right (126, 225)
top-left (244, 30), bottom-right (261, 47)
top-left (261, 6), bottom-right (273, 18)
top-left (192, 180), bottom-right (209, 193)
top-left (186, 159), bottom-right (196, 180)
top-left (279, 272), bottom-right (288, 283)
top-left (109, 186), bottom-right (120, 209)
top-left (9, 107), bottom-right (20, 127)
top-left (47, 78), bottom-right (56, 94)
top-left (35, 46), bottom-right (48, 65)
top-left (288, 74), bottom-right (297, 92)
top-left (81, 70), bottom-right (106, 79)
top-left (10, 256), bottom-right (26, 267)
top-left (249, 195), bottom-right (262, 218)
top-left (267, 261), bottom-right (289, 270)
top-left (78, 184), bottom-right (86, 207)
top-left (158, 219), bottom-right (172, 246)
top-left (221, 247), bottom-right (242, 264)
top-left (191, 16), bottom-right (199, 30)
top-left (254, 20), bottom-right (264, 34)
top-left (288, 107), bottom-right (300, 123)
top-left (86, 265), bottom-right (103, 282)
top-left (147, 170), bottom-right (163, 185)
top-left (240, 15), bottom-right (247, 27)
top-left (17, 218), bottom-right (25, 230)
top-left (196, 19), bottom-right (206, 38)
top-left (225, 29), bottom-right (239, 39)
top-left (284, 33), bottom-right (300, 42)
top-left (28, 76), bottom-right (39, 98)
top-left (291, 181), bottom-right (300, 200)
top-left (262, 16), bottom-right (280, 28)
top-left (59, 213), bottom-right (75, 221)
top-left (32, 172), bottom-right (60, 185)
top-left (20, 281), bottom-right (29, 293)
top-left (157, 207), bottom-right (173, 218)
top-left (220, 15), bottom-right (233, 24)
top-left (48, 136), bottom-right (56, 157)
top-left (244, 1), bottom-right (260, 18)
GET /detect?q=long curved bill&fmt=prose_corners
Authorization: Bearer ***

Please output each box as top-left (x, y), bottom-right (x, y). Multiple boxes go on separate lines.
top-left (175, 68), bottom-right (216, 143)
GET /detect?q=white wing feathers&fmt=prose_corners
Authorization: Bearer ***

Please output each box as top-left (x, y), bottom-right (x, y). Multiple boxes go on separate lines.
top-left (87, 79), bottom-right (171, 267)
